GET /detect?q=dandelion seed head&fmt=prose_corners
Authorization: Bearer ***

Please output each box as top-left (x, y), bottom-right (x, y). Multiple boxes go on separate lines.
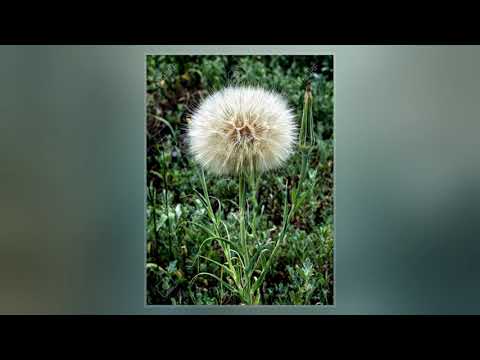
top-left (187, 86), bottom-right (297, 175)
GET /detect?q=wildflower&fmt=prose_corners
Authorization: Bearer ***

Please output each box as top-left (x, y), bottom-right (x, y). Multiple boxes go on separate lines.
top-left (187, 86), bottom-right (297, 175)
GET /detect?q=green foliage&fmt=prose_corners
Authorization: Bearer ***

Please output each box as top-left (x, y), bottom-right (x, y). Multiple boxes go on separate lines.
top-left (146, 55), bottom-right (334, 305)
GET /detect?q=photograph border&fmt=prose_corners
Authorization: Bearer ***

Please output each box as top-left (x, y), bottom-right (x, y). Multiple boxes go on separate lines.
top-left (144, 49), bottom-right (336, 314)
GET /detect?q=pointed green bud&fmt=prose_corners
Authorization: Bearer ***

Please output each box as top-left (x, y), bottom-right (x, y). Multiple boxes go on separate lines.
top-left (299, 82), bottom-right (315, 149)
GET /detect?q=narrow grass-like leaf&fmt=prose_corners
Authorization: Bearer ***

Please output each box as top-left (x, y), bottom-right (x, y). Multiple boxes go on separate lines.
top-left (198, 255), bottom-right (234, 276)
top-left (229, 249), bottom-right (246, 269)
top-left (190, 272), bottom-right (237, 294)
top-left (149, 114), bottom-right (175, 137)
top-left (192, 236), bottom-right (222, 265)
top-left (150, 170), bottom-right (164, 181)
top-left (191, 221), bottom-right (218, 239)
top-left (246, 247), bottom-right (271, 276)
top-left (220, 221), bottom-right (231, 243)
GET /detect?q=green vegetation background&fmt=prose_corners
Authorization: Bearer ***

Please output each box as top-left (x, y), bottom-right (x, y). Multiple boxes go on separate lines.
top-left (146, 55), bottom-right (334, 305)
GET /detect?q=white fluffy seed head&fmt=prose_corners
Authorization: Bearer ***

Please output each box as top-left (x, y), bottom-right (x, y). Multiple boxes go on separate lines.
top-left (187, 86), bottom-right (297, 175)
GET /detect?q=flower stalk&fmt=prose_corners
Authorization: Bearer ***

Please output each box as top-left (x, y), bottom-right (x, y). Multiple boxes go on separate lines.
top-left (238, 170), bottom-right (248, 258)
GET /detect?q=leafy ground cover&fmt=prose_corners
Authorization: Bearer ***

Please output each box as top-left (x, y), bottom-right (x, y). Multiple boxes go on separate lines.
top-left (146, 55), bottom-right (334, 305)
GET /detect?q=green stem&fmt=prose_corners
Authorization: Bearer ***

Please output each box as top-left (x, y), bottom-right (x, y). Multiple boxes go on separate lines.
top-left (238, 171), bottom-right (248, 259)
top-left (240, 170), bottom-right (258, 304)
top-left (297, 148), bottom-right (310, 204)
top-left (248, 169), bottom-right (259, 240)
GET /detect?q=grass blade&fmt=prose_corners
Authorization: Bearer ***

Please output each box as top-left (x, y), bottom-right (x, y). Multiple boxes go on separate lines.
top-left (190, 272), bottom-right (236, 294)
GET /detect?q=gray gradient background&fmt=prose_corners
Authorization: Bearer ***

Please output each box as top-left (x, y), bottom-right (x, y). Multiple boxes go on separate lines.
top-left (1, 45), bottom-right (479, 314)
